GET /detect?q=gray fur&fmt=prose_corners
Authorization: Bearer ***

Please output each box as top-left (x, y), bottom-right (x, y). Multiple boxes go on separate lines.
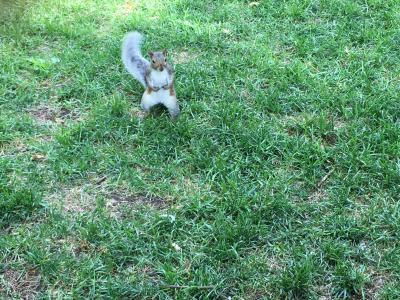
top-left (168, 102), bottom-right (180, 118)
top-left (121, 32), bottom-right (149, 87)
top-left (122, 32), bottom-right (179, 118)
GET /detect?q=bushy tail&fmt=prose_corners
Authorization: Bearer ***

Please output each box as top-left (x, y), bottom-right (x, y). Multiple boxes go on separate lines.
top-left (122, 32), bottom-right (149, 87)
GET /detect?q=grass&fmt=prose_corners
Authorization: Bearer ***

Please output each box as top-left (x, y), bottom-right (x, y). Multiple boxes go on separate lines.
top-left (0, 0), bottom-right (399, 298)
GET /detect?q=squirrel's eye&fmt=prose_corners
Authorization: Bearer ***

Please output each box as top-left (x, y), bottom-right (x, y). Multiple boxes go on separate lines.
top-left (152, 60), bottom-right (156, 64)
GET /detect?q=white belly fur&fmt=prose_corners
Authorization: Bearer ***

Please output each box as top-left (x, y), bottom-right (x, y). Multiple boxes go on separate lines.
top-left (143, 88), bottom-right (171, 105)
top-left (150, 69), bottom-right (169, 88)
top-left (141, 70), bottom-right (179, 116)
top-left (141, 88), bottom-right (177, 110)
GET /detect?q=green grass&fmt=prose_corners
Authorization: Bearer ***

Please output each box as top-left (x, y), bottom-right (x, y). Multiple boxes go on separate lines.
top-left (1, 0), bottom-right (400, 298)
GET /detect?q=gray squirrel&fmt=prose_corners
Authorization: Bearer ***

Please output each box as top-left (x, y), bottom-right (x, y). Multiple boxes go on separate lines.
top-left (122, 32), bottom-right (180, 118)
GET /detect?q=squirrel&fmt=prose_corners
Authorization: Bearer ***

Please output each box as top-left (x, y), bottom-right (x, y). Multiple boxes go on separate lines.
top-left (122, 32), bottom-right (180, 118)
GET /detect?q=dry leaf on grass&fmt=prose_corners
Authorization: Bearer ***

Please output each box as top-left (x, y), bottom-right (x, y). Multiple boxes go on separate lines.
top-left (32, 153), bottom-right (45, 161)
top-left (172, 242), bottom-right (181, 251)
top-left (249, 2), bottom-right (260, 7)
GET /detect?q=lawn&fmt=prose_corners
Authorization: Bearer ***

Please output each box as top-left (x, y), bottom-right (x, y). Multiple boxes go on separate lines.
top-left (1, 0), bottom-right (400, 298)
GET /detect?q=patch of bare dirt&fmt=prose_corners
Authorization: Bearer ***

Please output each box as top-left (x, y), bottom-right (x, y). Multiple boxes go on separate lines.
top-left (123, 263), bottom-right (159, 283)
top-left (115, 0), bottom-right (137, 16)
top-left (240, 88), bottom-right (250, 99)
top-left (39, 78), bottom-right (52, 89)
top-left (39, 76), bottom-right (72, 98)
top-left (107, 191), bottom-right (167, 209)
top-left (316, 284), bottom-right (333, 300)
top-left (46, 185), bottom-right (98, 213)
top-left (172, 50), bottom-right (199, 64)
top-left (62, 187), bottom-right (96, 213)
top-left (29, 106), bottom-right (56, 123)
top-left (322, 133), bottom-right (337, 145)
top-left (130, 107), bottom-right (147, 120)
top-left (37, 134), bottom-right (54, 142)
top-left (308, 190), bottom-right (328, 202)
top-left (182, 176), bottom-right (204, 192)
top-left (365, 274), bottom-right (385, 300)
top-left (58, 107), bottom-right (71, 118)
top-left (15, 142), bottom-right (29, 152)
top-left (0, 139), bottom-right (28, 154)
top-left (1, 268), bottom-right (40, 299)
top-left (46, 182), bottom-right (168, 216)
top-left (333, 119), bottom-right (346, 131)
top-left (307, 168), bottom-right (334, 202)
top-left (243, 289), bottom-right (273, 300)
top-left (28, 105), bottom-right (75, 125)
top-left (73, 239), bottom-right (93, 256)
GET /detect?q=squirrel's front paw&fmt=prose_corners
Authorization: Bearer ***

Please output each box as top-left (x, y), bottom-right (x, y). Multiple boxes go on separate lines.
top-left (162, 84), bottom-right (169, 90)
top-left (152, 86), bottom-right (160, 92)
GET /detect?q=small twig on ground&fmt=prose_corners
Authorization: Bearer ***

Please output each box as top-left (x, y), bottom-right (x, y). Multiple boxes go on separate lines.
top-left (307, 167), bottom-right (335, 201)
top-left (95, 176), bottom-right (107, 185)
top-left (316, 167), bottom-right (335, 188)
top-left (161, 285), bottom-right (215, 289)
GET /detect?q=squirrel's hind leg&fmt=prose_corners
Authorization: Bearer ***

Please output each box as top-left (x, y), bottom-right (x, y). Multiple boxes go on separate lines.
top-left (141, 88), bottom-right (159, 112)
top-left (141, 87), bottom-right (179, 118)
top-left (165, 86), bottom-right (180, 118)
top-left (163, 94), bottom-right (180, 118)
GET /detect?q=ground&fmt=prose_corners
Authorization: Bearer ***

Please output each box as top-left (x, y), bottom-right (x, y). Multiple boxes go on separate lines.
top-left (0, 0), bottom-right (400, 299)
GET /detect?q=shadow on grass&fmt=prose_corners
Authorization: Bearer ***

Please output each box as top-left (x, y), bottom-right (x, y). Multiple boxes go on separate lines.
top-left (0, 0), bottom-right (36, 25)
top-left (0, 187), bottom-right (42, 229)
top-left (0, 163), bottom-right (43, 229)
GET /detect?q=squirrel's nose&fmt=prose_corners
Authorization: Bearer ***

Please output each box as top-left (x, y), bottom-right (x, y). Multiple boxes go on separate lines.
top-left (159, 66), bottom-right (164, 71)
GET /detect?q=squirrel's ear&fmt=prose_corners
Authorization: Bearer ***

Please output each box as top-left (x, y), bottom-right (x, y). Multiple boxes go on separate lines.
top-left (148, 51), bottom-right (154, 57)
top-left (162, 49), bottom-right (167, 56)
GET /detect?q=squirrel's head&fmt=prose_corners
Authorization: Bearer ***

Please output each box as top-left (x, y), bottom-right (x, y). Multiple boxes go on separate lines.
top-left (148, 50), bottom-right (167, 71)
